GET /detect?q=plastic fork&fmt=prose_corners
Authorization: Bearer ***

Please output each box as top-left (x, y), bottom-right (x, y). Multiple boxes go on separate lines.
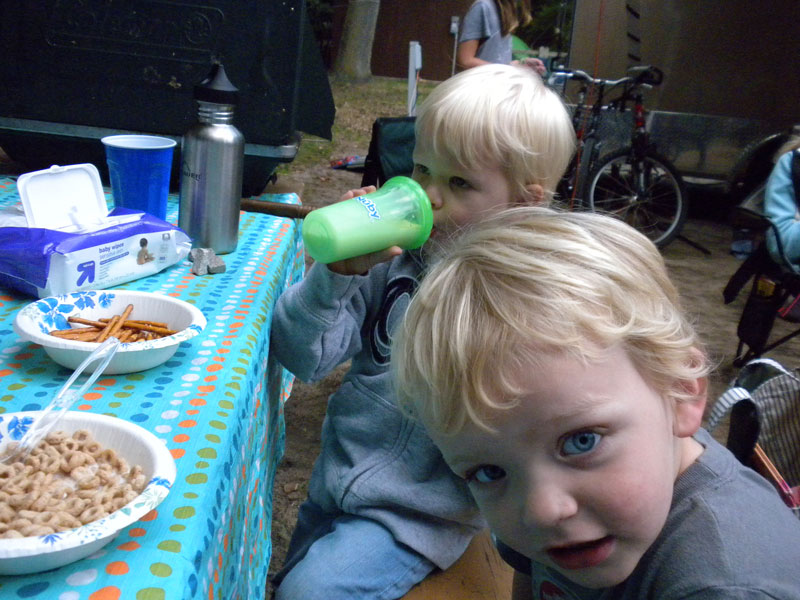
top-left (0, 337), bottom-right (120, 464)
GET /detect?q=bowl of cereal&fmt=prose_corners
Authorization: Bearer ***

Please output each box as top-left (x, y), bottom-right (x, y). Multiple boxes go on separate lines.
top-left (13, 289), bottom-right (206, 374)
top-left (0, 410), bottom-right (176, 575)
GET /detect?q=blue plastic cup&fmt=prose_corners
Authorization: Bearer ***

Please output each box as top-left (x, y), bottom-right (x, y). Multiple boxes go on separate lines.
top-left (101, 135), bottom-right (176, 220)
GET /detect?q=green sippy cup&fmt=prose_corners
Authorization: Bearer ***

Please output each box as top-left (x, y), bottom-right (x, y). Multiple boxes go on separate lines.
top-left (302, 176), bottom-right (433, 264)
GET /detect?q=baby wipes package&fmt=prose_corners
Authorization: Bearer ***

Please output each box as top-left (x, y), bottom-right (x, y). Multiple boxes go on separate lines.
top-left (0, 164), bottom-right (191, 298)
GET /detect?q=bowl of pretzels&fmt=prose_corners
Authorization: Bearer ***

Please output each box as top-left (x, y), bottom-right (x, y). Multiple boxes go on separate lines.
top-left (13, 289), bottom-right (206, 374)
top-left (0, 410), bottom-right (176, 574)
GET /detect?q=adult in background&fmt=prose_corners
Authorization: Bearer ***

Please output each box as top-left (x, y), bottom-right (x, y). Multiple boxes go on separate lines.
top-left (457, 0), bottom-right (546, 75)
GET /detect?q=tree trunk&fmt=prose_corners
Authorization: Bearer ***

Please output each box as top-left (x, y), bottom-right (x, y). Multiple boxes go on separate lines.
top-left (333, 0), bottom-right (380, 81)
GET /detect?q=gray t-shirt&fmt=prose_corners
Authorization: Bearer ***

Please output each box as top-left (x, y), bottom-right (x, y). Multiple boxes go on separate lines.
top-left (459, 0), bottom-right (511, 65)
top-left (497, 428), bottom-right (800, 598)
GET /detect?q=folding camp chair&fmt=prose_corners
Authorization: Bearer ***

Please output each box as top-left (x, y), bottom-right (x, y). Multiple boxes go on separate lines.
top-left (360, 116), bottom-right (416, 188)
top-left (708, 358), bottom-right (800, 517)
top-left (723, 184), bottom-right (800, 366)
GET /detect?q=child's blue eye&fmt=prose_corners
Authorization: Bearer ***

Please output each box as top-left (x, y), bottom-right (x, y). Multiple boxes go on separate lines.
top-left (562, 431), bottom-right (601, 456)
top-left (465, 464), bottom-right (506, 484)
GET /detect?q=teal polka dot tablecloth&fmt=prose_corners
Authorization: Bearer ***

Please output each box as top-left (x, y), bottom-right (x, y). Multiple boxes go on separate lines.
top-left (0, 176), bottom-right (305, 600)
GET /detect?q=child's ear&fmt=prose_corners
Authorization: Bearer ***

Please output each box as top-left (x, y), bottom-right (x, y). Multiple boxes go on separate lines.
top-left (521, 183), bottom-right (546, 206)
top-left (672, 377), bottom-right (707, 438)
top-left (671, 348), bottom-right (708, 438)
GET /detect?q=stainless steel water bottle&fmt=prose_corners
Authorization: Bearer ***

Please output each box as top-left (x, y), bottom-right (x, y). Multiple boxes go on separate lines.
top-left (179, 63), bottom-right (245, 254)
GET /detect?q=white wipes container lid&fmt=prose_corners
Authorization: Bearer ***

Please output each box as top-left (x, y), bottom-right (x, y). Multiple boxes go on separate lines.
top-left (17, 163), bottom-right (108, 232)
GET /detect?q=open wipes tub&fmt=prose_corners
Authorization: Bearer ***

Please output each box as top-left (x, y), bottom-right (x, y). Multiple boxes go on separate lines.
top-left (0, 164), bottom-right (191, 297)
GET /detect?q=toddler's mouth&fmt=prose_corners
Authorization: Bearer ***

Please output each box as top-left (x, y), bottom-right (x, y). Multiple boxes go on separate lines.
top-left (546, 536), bottom-right (615, 570)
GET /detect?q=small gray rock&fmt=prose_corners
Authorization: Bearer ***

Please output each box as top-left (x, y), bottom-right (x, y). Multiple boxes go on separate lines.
top-left (208, 253), bottom-right (227, 274)
top-left (189, 247), bottom-right (226, 275)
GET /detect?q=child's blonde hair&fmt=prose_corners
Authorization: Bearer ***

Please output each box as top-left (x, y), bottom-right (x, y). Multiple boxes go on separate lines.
top-left (394, 207), bottom-right (710, 434)
top-left (414, 64), bottom-right (575, 203)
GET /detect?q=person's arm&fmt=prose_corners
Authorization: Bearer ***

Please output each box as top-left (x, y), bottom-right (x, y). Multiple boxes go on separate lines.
top-left (764, 152), bottom-right (800, 263)
top-left (457, 38), bottom-right (492, 70)
top-left (270, 184), bottom-right (400, 382)
top-left (511, 571), bottom-right (533, 599)
top-left (270, 261), bottom-right (372, 382)
top-left (458, 1), bottom-right (494, 70)
top-left (460, 40), bottom-right (546, 74)
top-left (457, 0), bottom-right (545, 73)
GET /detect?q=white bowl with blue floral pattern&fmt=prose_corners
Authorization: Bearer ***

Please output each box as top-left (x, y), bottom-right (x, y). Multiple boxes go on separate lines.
top-left (0, 411), bottom-right (176, 575)
top-left (13, 289), bottom-right (206, 374)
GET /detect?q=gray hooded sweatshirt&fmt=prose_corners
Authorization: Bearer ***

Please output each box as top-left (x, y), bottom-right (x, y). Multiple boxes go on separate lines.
top-left (270, 251), bottom-right (484, 569)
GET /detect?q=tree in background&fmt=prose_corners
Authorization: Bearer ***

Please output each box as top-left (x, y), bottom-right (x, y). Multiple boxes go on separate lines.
top-left (333, 0), bottom-right (380, 80)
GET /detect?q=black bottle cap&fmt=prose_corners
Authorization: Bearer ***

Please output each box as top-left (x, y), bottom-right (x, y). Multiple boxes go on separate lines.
top-left (194, 63), bottom-right (239, 105)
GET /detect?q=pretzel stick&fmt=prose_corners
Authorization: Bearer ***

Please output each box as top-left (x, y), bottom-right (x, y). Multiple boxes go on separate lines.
top-left (68, 317), bottom-right (108, 329)
top-left (117, 329), bottom-right (134, 343)
top-left (124, 319), bottom-right (166, 328)
top-left (95, 315), bottom-right (119, 343)
top-left (67, 316), bottom-right (177, 338)
top-left (115, 322), bottom-right (177, 336)
top-left (50, 331), bottom-right (103, 342)
top-left (49, 327), bottom-right (101, 339)
top-left (55, 328), bottom-right (101, 337)
top-left (95, 317), bottom-right (176, 336)
top-left (131, 319), bottom-right (168, 328)
top-left (105, 304), bottom-right (134, 340)
top-left (69, 317), bottom-right (175, 336)
top-left (100, 318), bottom-right (168, 328)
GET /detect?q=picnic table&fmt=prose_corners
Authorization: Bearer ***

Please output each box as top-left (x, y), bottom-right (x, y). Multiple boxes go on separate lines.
top-left (0, 175), bottom-right (304, 599)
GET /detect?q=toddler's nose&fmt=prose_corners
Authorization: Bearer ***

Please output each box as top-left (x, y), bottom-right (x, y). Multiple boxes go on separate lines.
top-left (522, 483), bottom-right (578, 528)
top-left (422, 183), bottom-right (443, 210)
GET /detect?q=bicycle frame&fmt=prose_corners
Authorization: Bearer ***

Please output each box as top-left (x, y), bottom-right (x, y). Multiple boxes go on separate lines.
top-left (553, 66), bottom-right (690, 249)
top-left (562, 80), bottom-right (609, 207)
top-left (555, 66), bottom-right (661, 208)
top-left (629, 89), bottom-right (652, 198)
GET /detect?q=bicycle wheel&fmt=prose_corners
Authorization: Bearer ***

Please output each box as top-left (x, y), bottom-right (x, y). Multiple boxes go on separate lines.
top-left (586, 148), bottom-right (688, 247)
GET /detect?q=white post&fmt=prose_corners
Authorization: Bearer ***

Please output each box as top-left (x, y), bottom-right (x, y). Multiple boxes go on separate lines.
top-left (408, 41), bottom-right (422, 116)
top-left (450, 16), bottom-right (460, 77)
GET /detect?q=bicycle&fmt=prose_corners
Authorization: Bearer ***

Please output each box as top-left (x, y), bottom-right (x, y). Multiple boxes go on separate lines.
top-left (551, 65), bottom-right (688, 248)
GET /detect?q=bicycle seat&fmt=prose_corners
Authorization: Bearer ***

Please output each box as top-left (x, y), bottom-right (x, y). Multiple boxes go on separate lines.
top-left (628, 65), bottom-right (663, 86)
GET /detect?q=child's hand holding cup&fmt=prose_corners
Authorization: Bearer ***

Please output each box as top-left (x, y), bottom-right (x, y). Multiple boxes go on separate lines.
top-left (302, 177), bottom-right (433, 274)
